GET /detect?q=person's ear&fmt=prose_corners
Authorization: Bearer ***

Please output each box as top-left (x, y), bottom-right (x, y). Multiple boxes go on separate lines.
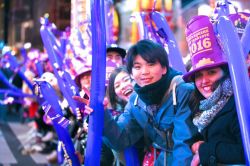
top-left (130, 74), bottom-right (134, 79)
top-left (163, 67), bottom-right (167, 75)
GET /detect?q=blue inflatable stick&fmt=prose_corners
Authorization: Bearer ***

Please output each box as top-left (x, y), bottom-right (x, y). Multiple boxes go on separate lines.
top-left (35, 80), bottom-right (80, 166)
top-left (84, 0), bottom-right (106, 165)
top-left (241, 17), bottom-right (250, 58)
top-left (40, 24), bottom-right (84, 118)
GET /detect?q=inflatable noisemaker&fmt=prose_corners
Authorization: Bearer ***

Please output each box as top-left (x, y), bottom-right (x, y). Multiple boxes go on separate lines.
top-left (216, 16), bottom-right (250, 165)
top-left (34, 78), bottom-right (80, 166)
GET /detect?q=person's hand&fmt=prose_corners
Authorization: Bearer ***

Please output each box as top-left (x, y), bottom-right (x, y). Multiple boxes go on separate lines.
top-left (73, 96), bottom-right (89, 106)
top-left (191, 141), bottom-right (204, 154)
top-left (75, 151), bottom-right (84, 164)
top-left (83, 105), bottom-right (93, 115)
top-left (73, 96), bottom-right (93, 117)
top-left (103, 97), bottom-right (109, 110)
top-left (191, 153), bottom-right (200, 166)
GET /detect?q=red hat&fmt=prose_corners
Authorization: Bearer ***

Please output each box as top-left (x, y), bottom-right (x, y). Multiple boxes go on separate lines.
top-left (183, 15), bottom-right (227, 82)
top-left (74, 65), bottom-right (92, 87)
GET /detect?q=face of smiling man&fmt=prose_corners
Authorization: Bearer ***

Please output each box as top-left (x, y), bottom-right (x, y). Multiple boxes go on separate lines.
top-left (131, 55), bottom-right (167, 87)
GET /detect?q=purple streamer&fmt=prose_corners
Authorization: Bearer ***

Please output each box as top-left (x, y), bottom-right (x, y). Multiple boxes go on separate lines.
top-left (216, 16), bottom-right (250, 165)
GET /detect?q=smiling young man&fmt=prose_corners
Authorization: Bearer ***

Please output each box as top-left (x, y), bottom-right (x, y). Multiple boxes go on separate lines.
top-left (102, 39), bottom-right (197, 165)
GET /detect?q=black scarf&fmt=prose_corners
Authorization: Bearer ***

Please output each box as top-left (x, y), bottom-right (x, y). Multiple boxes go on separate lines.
top-left (134, 67), bottom-right (181, 105)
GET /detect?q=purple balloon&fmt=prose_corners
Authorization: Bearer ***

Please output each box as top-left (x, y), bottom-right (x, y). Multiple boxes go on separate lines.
top-left (40, 25), bottom-right (84, 118)
top-left (76, 29), bottom-right (86, 49)
top-left (35, 60), bottom-right (44, 77)
top-left (84, 0), bottom-right (106, 165)
top-left (0, 89), bottom-right (35, 98)
top-left (0, 70), bottom-right (21, 91)
top-left (138, 13), bottom-right (149, 39)
top-left (57, 141), bottom-right (64, 164)
top-left (214, 0), bottom-right (230, 17)
top-left (37, 81), bottom-right (81, 166)
top-left (17, 71), bottom-right (33, 91)
top-left (241, 18), bottom-right (250, 58)
top-left (150, 11), bottom-right (186, 74)
top-left (216, 16), bottom-right (250, 164)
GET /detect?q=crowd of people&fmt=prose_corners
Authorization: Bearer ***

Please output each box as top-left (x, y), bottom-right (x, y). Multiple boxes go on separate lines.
top-left (73, 11), bottom-right (250, 165)
top-left (0, 6), bottom-right (250, 166)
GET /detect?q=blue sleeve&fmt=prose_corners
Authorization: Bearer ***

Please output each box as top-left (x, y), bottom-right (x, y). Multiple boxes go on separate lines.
top-left (103, 101), bottom-right (144, 151)
top-left (171, 83), bottom-right (197, 166)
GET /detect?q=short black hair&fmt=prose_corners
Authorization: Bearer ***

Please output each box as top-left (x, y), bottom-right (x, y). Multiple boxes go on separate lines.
top-left (126, 39), bottom-right (169, 74)
top-left (106, 46), bottom-right (126, 59)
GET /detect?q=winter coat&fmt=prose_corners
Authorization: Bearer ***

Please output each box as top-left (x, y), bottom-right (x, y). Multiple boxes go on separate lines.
top-left (103, 79), bottom-right (197, 166)
top-left (198, 96), bottom-right (246, 166)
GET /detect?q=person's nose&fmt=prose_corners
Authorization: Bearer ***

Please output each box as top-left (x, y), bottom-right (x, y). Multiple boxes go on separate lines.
top-left (118, 82), bottom-right (125, 90)
top-left (201, 75), bottom-right (209, 84)
top-left (141, 66), bottom-right (149, 75)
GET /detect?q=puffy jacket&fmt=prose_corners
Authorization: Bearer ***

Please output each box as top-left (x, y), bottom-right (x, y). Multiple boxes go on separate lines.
top-left (198, 96), bottom-right (246, 166)
top-left (103, 79), bottom-right (197, 166)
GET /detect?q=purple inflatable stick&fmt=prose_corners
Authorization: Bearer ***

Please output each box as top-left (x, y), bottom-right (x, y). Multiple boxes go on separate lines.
top-left (216, 16), bottom-right (250, 165)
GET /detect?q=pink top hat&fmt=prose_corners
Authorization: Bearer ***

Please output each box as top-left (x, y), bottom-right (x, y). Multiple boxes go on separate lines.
top-left (183, 15), bottom-right (228, 82)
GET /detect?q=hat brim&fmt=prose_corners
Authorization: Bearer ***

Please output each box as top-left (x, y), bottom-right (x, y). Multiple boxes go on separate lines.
top-left (107, 47), bottom-right (126, 59)
top-left (183, 62), bottom-right (228, 82)
top-left (74, 70), bottom-right (91, 87)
